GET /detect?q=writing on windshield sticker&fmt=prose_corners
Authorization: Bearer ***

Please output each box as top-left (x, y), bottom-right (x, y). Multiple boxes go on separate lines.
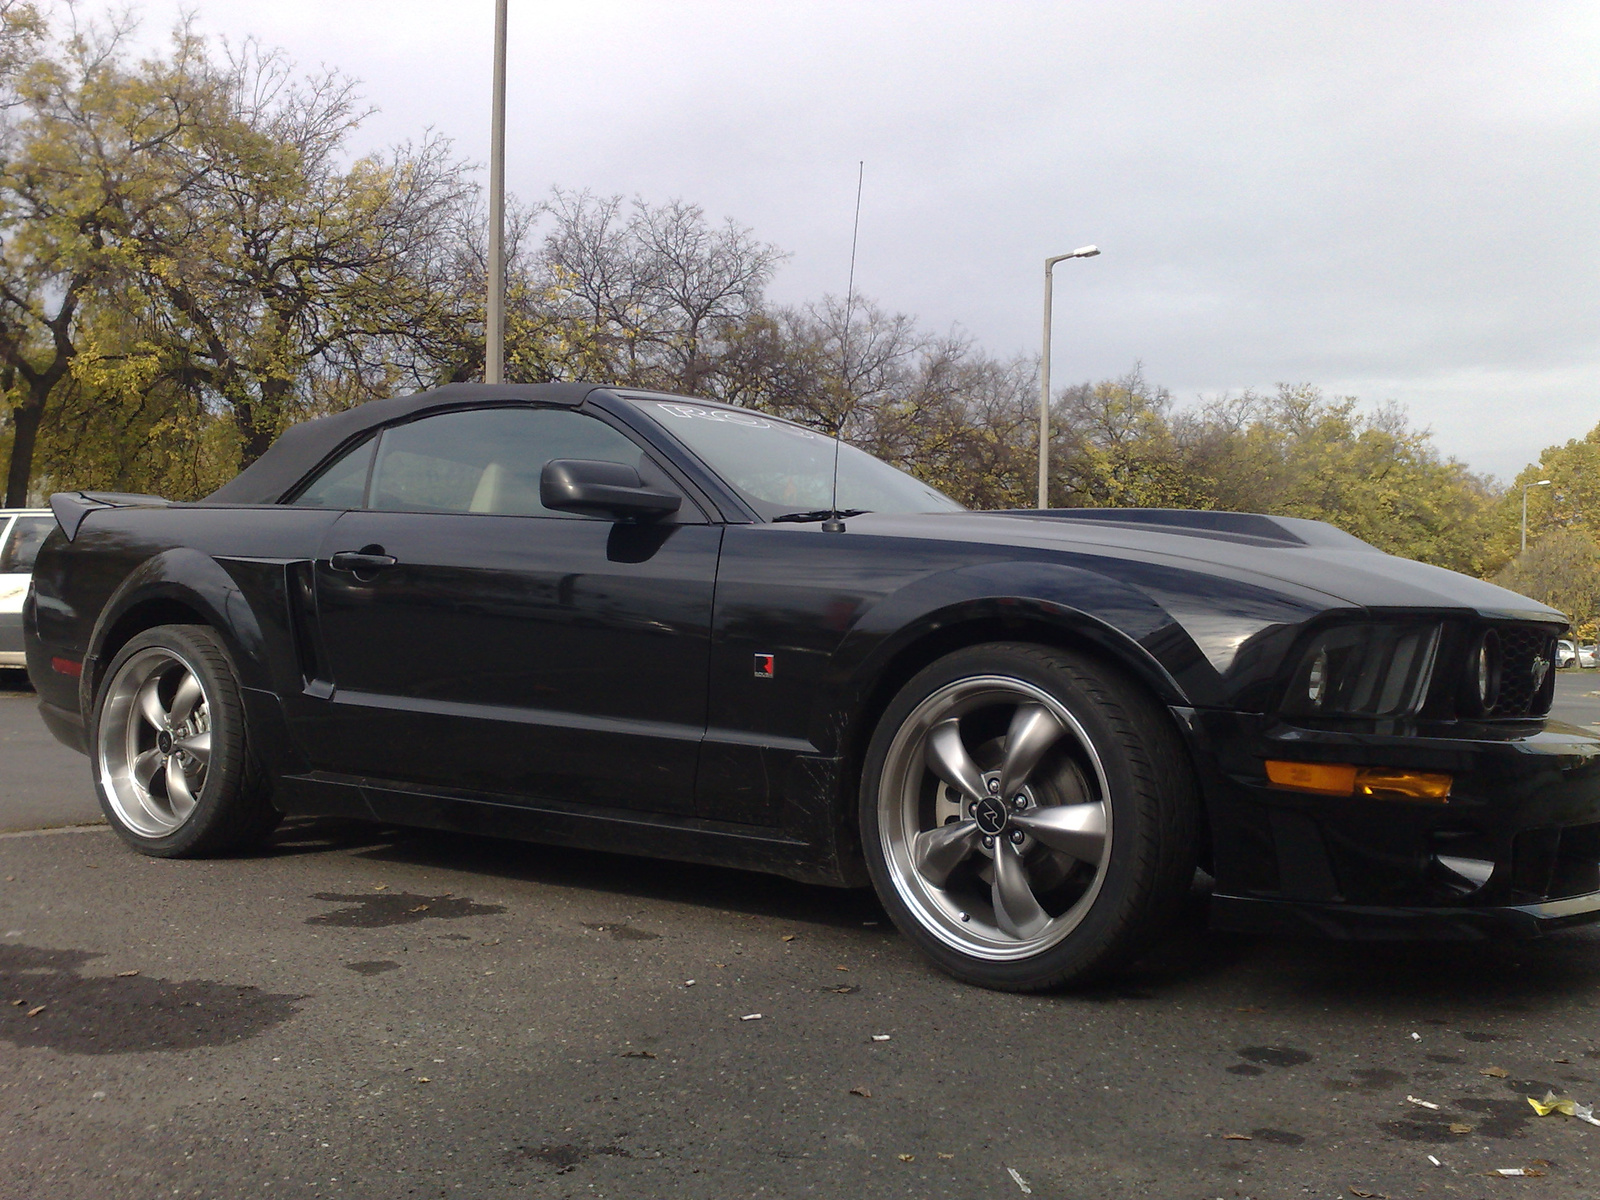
top-left (654, 403), bottom-right (823, 440)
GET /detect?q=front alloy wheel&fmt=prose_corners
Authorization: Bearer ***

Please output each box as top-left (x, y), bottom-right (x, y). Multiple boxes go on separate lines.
top-left (862, 643), bottom-right (1198, 990)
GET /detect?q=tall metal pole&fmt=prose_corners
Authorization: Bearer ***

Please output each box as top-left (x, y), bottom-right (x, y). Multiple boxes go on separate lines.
top-left (1038, 262), bottom-right (1057, 510)
top-left (485, 0), bottom-right (508, 385)
top-left (1037, 245), bottom-right (1099, 509)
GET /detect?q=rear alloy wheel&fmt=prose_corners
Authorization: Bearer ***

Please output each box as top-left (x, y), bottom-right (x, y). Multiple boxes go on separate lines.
top-left (861, 643), bottom-right (1198, 991)
top-left (92, 624), bottom-right (278, 857)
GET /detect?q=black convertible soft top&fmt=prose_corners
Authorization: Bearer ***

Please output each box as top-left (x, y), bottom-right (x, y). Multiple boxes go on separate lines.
top-left (204, 382), bottom-right (605, 505)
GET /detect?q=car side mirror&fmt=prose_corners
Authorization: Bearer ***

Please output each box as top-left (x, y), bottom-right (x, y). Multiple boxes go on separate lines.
top-left (540, 459), bottom-right (682, 520)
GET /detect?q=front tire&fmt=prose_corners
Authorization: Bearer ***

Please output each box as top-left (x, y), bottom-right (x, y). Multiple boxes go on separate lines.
top-left (91, 624), bottom-right (279, 857)
top-left (861, 642), bottom-right (1198, 991)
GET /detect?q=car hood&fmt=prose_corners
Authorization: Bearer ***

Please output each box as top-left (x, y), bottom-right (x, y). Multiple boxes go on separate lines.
top-left (843, 509), bottom-right (1563, 624)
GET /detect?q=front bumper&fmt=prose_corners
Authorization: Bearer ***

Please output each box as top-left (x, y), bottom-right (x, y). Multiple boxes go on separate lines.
top-left (1181, 709), bottom-right (1600, 940)
top-left (1211, 889), bottom-right (1600, 941)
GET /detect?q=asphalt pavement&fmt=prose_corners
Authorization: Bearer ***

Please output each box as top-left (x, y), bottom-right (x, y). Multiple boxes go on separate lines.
top-left (0, 670), bottom-right (101, 832)
top-left (3, 671), bottom-right (1600, 1198)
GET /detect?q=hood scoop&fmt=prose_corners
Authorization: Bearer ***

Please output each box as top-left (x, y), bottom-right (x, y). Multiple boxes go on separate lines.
top-left (1011, 508), bottom-right (1377, 551)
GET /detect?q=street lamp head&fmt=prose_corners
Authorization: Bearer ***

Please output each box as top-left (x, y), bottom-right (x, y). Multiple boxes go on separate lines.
top-left (1071, 245), bottom-right (1100, 258)
top-left (1536, 479), bottom-right (1552, 486)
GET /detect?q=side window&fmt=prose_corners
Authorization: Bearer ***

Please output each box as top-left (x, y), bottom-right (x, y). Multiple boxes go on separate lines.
top-left (289, 439), bottom-right (376, 509)
top-left (367, 408), bottom-right (649, 518)
top-left (0, 516), bottom-right (52, 572)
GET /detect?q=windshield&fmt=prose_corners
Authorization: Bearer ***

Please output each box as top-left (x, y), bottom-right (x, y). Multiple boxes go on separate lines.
top-left (632, 400), bottom-right (963, 520)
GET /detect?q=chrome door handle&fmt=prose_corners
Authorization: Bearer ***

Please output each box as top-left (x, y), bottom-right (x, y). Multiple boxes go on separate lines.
top-left (330, 551), bottom-right (398, 572)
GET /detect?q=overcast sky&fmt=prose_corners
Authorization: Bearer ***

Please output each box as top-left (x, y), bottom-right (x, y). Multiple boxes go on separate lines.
top-left (127, 1), bottom-right (1599, 484)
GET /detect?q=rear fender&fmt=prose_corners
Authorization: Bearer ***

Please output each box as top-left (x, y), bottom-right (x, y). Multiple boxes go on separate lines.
top-left (79, 548), bottom-right (269, 716)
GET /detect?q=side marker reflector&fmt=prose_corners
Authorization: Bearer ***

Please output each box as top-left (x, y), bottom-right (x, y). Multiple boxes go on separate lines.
top-left (50, 657), bottom-right (81, 677)
top-left (1265, 761), bottom-right (1357, 795)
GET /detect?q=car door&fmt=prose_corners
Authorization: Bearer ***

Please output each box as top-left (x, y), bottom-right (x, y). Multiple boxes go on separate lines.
top-left (294, 404), bottom-right (721, 816)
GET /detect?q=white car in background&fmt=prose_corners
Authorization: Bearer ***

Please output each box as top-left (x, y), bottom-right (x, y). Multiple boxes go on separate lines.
top-left (1559, 639), bottom-right (1598, 669)
top-left (0, 509), bottom-right (54, 667)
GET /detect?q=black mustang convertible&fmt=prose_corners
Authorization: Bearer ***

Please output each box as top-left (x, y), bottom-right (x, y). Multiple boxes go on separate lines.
top-left (24, 383), bottom-right (1600, 990)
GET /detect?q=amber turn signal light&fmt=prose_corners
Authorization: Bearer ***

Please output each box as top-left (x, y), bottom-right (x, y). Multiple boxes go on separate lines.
top-left (1264, 760), bottom-right (1451, 802)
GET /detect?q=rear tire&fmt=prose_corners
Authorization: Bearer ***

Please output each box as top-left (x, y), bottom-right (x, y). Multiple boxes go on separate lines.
top-left (91, 624), bottom-right (279, 857)
top-left (860, 642), bottom-right (1198, 991)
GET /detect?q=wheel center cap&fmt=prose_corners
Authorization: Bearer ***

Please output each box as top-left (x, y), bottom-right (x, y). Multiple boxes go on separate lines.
top-left (975, 795), bottom-right (1009, 836)
top-left (156, 730), bottom-right (174, 755)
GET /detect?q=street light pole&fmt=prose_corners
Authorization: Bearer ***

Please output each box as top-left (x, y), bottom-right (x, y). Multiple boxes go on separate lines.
top-left (1038, 245), bottom-right (1100, 509)
top-left (1522, 479), bottom-right (1552, 553)
top-left (485, 0), bottom-right (508, 385)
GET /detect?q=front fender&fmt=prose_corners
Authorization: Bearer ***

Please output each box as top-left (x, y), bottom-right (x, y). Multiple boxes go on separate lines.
top-left (79, 548), bottom-right (271, 716)
top-left (819, 560), bottom-right (1201, 754)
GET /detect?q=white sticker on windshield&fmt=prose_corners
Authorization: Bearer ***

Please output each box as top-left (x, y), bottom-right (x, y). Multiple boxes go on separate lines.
top-left (654, 403), bottom-right (823, 440)
top-left (656, 403), bottom-right (771, 428)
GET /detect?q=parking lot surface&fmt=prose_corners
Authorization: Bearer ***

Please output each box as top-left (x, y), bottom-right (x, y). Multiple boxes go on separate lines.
top-left (3, 671), bottom-right (1600, 1197)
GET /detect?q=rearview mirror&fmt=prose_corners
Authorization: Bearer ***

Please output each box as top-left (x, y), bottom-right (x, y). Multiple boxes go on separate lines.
top-left (540, 459), bottom-right (682, 520)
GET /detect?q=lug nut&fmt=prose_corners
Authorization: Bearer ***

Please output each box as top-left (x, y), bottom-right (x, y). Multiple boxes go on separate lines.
top-left (981, 835), bottom-right (994, 849)
top-left (1012, 796), bottom-right (1026, 810)
top-left (1010, 829), bottom-right (1025, 845)
top-left (987, 778), bottom-right (999, 793)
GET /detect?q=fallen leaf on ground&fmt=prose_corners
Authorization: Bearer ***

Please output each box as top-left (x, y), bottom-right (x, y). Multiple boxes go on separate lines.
top-left (835, 965), bottom-right (849, 971)
top-left (373, 884), bottom-right (387, 890)
top-left (407, 904), bottom-right (428, 913)
top-left (870, 1034), bottom-right (891, 1042)
top-left (8, 999), bottom-right (22, 1007)
top-left (621, 1050), bottom-right (657, 1059)
top-left (1449, 1123), bottom-right (1473, 1134)
top-left (849, 1086), bottom-right (872, 1098)
top-left (1480, 1066), bottom-right (1509, 1078)
top-left (826, 985), bottom-right (859, 994)
top-left (1348, 1189), bottom-right (1385, 1199)
top-left (1223, 1133), bottom-right (1253, 1141)
top-left (25, 1005), bottom-right (44, 1017)
top-left (1528, 1091), bottom-right (1576, 1117)
top-left (740, 1013), bottom-right (763, 1021)
top-left (781, 935), bottom-right (796, 942)
top-left (1006, 1166), bottom-right (1033, 1194)
top-left (416, 1077), bottom-right (430, 1083)
top-left (1407, 1095), bottom-right (1440, 1110)
top-left (937, 1152), bottom-right (954, 1159)
top-left (1492, 1168), bottom-right (1545, 1177)
top-left (115, 970), bottom-right (139, 977)
top-left (897, 1154), bottom-right (914, 1162)
top-left (1573, 1102), bottom-right (1600, 1127)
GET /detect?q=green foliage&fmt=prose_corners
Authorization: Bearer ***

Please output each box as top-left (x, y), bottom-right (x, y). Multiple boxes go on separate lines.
top-left (1492, 528), bottom-right (1600, 631)
top-left (0, 2), bottom-right (1571, 588)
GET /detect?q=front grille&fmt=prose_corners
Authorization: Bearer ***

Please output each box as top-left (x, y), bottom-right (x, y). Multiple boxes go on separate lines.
top-left (1492, 625), bottom-right (1557, 717)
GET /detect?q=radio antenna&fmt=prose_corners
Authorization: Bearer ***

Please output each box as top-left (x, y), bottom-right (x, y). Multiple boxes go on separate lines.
top-left (823, 160), bottom-right (864, 534)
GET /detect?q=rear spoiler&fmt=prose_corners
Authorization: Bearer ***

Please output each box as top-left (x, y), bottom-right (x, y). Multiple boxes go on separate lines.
top-left (49, 491), bottom-right (172, 542)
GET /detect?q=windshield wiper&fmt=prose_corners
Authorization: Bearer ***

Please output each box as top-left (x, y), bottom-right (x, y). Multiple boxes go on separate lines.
top-left (770, 509), bottom-right (870, 524)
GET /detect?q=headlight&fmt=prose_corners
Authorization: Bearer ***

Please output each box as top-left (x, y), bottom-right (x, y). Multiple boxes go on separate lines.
top-left (1281, 622), bottom-right (1441, 718)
